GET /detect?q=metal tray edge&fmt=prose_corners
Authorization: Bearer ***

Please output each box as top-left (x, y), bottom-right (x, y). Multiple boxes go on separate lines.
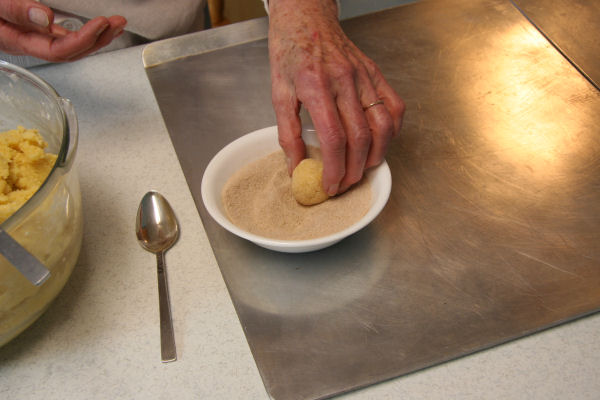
top-left (142, 17), bottom-right (269, 69)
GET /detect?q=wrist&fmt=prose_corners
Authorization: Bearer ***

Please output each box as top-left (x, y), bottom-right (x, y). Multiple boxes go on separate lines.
top-left (263, 0), bottom-right (341, 19)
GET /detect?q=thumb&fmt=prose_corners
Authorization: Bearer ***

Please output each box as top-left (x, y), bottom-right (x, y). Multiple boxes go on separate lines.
top-left (0, 0), bottom-right (54, 32)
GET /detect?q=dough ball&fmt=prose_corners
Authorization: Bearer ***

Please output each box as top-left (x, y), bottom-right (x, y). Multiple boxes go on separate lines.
top-left (291, 159), bottom-right (330, 206)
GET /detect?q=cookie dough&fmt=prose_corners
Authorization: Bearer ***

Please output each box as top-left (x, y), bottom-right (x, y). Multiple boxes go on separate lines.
top-left (0, 126), bottom-right (57, 223)
top-left (292, 158), bottom-right (330, 206)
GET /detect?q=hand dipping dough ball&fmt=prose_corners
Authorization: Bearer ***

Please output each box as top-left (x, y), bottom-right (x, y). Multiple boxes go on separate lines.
top-left (292, 159), bottom-right (330, 206)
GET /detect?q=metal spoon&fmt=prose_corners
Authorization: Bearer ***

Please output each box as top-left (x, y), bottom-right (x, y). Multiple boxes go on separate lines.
top-left (136, 191), bottom-right (179, 362)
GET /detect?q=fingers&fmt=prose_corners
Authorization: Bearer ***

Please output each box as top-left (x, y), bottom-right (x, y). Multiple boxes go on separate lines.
top-left (324, 54), bottom-right (401, 193)
top-left (53, 15), bottom-right (127, 61)
top-left (311, 99), bottom-right (346, 196)
top-left (272, 84), bottom-right (305, 175)
top-left (49, 23), bottom-right (70, 37)
top-left (354, 58), bottom-right (402, 171)
top-left (362, 101), bottom-right (394, 170)
top-left (334, 59), bottom-right (371, 193)
top-left (0, 0), bottom-right (54, 32)
top-left (368, 62), bottom-right (406, 138)
top-left (16, 15), bottom-right (126, 62)
top-left (299, 81), bottom-right (347, 196)
top-left (291, 57), bottom-right (402, 196)
top-left (46, 17), bottom-right (110, 61)
top-left (0, 0), bottom-right (127, 63)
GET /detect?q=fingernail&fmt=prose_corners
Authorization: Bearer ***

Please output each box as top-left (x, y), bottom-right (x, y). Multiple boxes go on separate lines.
top-left (286, 157), bottom-right (292, 174)
top-left (113, 27), bottom-right (124, 38)
top-left (96, 23), bottom-right (109, 37)
top-left (28, 7), bottom-right (49, 28)
top-left (327, 183), bottom-right (339, 196)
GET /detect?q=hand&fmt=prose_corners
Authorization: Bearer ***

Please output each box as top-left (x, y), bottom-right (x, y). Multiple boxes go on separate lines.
top-left (0, 0), bottom-right (126, 62)
top-left (268, 0), bottom-right (405, 195)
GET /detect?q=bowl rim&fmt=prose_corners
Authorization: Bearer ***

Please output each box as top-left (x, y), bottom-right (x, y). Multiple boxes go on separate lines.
top-left (201, 125), bottom-right (392, 252)
top-left (0, 60), bottom-right (72, 229)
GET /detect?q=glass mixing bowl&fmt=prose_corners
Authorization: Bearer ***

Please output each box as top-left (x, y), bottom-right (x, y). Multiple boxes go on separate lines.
top-left (0, 61), bottom-right (83, 347)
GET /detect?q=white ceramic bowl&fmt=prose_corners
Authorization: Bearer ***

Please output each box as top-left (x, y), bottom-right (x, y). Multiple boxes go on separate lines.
top-left (201, 125), bottom-right (392, 253)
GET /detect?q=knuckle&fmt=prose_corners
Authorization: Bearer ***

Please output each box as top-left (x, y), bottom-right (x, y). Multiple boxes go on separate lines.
top-left (325, 166), bottom-right (345, 189)
top-left (45, 41), bottom-right (76, 62)
top-left (363, 58), bottom-right (378, 74)
top-left (1, 30), bottom-right (22, 53)
top-left (340, 168), bottom-right (364, 192)
top-left (389, 99), bottom-right (406, 134)
top-left (319, 127), bottom-right (346, 152)
top-left (377, 113), bottom-right (395, 137)
top-left (347, 171), bottom-right (363, 186)
top-left (271, 88), bottom-right (299, 113)
top-left (365, 155), bottom-right (384, 170)
top-left (296, 66), bottom-right (325, 87)
top-left (391, 96), bottom-right (406, 117)
top-left (331, 61), bottom-right (356, 82)
top-left (353, 126), bottom-right (372, 148)
top-left (278, 134), bottom-right (296, 149)
top-left (295, 70), bottom-right (331, 101)
top-left (271, 90), bottom-right (289, 108)
top-left (6, 2), bottom-right (22, 21)
top-left (361, 58), bottom-right (381, 78)
top-left (368, 110), bottom-right (394, 142)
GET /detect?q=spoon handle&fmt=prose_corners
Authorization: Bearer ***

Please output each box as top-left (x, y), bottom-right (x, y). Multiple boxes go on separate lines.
top-left (0, 228), bottom-right (50, 286)
top-left (156, 251), bottom-right (177, 362)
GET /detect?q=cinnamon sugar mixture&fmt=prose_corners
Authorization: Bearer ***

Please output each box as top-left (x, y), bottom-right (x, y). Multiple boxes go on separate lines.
top-left (221, 147), bottom-right (371, 240)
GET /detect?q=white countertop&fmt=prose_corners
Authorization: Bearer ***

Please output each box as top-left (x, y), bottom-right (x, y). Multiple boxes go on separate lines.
top-left (1, 42), bottom-right (599, 400)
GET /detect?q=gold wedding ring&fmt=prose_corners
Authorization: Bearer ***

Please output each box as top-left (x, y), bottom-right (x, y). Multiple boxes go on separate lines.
top-left (363, 99), bottom-right (385, 111)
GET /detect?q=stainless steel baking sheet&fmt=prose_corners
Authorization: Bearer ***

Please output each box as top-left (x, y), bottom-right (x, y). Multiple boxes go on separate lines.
top-left (511, 0), bottom-right (600, 90)
top-left (144, 0), bottom-right (600, 398)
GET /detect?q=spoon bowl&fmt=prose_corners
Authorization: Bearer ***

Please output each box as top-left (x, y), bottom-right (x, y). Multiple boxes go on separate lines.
top-left (136, 191), bottom-right (179, 253)
top-left (136, 191), bottom-right (179, 363)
